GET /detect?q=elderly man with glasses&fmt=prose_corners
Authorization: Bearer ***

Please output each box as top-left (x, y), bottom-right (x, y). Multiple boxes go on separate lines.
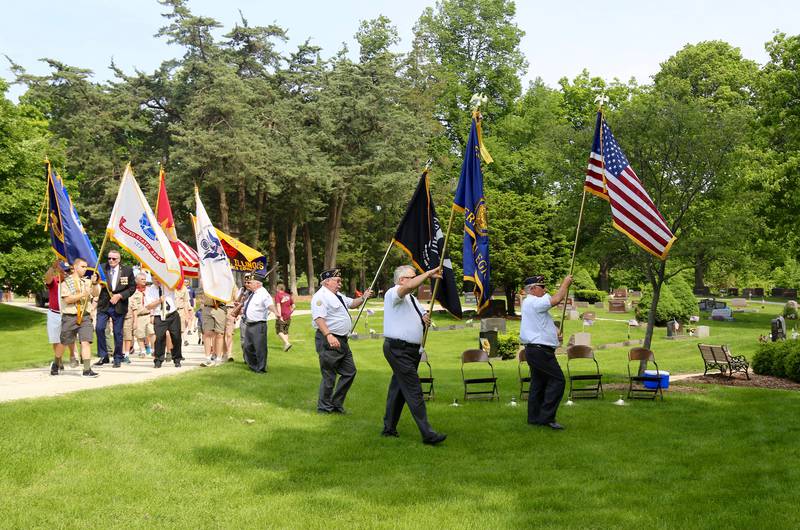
top-left (381, 265), bottom-right (447, 445)
top-left (520, 273), bottom-right (572, 430)
top-left (91, 249), bottom-right (136, 367)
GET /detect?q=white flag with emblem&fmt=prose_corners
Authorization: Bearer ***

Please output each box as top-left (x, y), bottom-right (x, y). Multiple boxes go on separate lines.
top-left (193, 188), bottom-right (235, 303)
top-left (106, 164), bottom-right (182, 288)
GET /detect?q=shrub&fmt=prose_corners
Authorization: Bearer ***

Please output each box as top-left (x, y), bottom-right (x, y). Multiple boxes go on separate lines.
top-left (573, 267), bottom-right (597, 291)
top-left (496, 334), bottom-right (520, 360)
top-left (783, 301), bottom-right (798, 320)
top-left (635, 277), bottom-right (696, 325)
top-left (752, 341), bottom-right (800, 381)
top-left (574, 289), bottom-right (606, 304)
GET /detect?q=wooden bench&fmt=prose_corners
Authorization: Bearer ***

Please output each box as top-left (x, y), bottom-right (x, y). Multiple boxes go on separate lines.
top-left (698, 344), bottom-right (750, 379)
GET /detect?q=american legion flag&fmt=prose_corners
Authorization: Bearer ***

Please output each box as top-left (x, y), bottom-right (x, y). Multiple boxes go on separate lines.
top-left (585, 112), bottom-right (676, 260)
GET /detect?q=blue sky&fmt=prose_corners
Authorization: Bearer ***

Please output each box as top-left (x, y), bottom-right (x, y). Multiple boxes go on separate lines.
top-left (1, 0), bottom-right (798, 101)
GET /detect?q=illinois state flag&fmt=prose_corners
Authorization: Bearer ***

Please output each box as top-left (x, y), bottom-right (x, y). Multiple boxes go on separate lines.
top-left (106, 164), bottom-right (182, 288)
top-left (193, 188), bottom-right (235, 303)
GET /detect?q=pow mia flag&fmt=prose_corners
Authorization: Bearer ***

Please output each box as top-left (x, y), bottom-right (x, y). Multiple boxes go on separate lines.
top-left (393, 170), bottom-right (463, 319)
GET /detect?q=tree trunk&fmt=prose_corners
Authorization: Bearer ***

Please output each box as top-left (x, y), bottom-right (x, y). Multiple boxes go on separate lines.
top-left (304, 223), bottom-right (316, 294)
top-left (323, 192), bottom-right (346, 269)
top-left (268, 225), bottom-right (278, 293)
top-left (642, 259), bottom-right (667, 374)
top-left (694, 252), bottom-right (705, 291)
top-left (505, 285), bottom-right (517, 316)
top-left (286, 220), bottom-right (298, 297)
top-left (217, 183), bottom-right (230, 233)
top-left (253, 185), bottom-right (265, 247)
top-left (598, 258), bottom-right (611, 291)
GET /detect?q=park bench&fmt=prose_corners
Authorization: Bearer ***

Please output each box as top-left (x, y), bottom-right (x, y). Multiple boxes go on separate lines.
top-left (698, 344), bottom-right (750, 379)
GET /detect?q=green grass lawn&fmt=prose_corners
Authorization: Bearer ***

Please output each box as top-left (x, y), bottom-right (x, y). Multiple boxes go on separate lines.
top-left (2, 302), bottom-right (799, 527)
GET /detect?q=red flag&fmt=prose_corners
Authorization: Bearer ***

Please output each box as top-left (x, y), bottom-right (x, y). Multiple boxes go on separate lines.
top-left (156, 167), bottom-right (199, 278)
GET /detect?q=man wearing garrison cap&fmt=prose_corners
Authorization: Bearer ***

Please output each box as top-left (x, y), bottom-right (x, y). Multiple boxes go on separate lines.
top-left (310, 268), bottom-right (372, 414)
top-left (240, 272), bottom-right (281, 373)
top-left (519, 273), bottom-right (572, 430)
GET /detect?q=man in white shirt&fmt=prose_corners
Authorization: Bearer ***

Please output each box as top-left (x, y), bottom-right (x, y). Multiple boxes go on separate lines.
top-left (310, 268), bottom-right (372, 414)
top-left (519, 274), bottom-right (572, 430)
top-left (240, 272), bottom-right (280, 373)
top-left (381, 265), bottom-right (446, 445)
top-left (145, 278), bottom-right (183, 368)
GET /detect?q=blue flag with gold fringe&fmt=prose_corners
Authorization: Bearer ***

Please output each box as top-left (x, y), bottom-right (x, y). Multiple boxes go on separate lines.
top-left (453, 117), bottom-right (492, 313)
top-left (44, 163), bottom-right (101, 275)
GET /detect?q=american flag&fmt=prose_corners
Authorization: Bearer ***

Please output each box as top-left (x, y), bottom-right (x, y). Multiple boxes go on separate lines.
top-left (175, 238), bottom-right (199, 277)
top-left (585, 112), bottom-right (676, 260)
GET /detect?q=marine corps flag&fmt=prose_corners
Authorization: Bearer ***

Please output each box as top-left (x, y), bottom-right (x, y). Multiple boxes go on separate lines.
top-left (156, 167), bottom-right (200, 278)
top-left (193, 188), bottom-right (235, 303)
top-left (106, 164), bottom-right (182, 288)
top-left (42, 163), bottom-right (101, 277)
top-left (453, 115), bottom-right (493, 313)
top-left (393, 170), bottom-right (462, 319)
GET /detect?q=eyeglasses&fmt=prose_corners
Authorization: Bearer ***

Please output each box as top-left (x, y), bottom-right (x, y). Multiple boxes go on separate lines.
top-left (399, 275), bottom-right (415, 281)
top-left (108, 257), bottom-right (119, 261)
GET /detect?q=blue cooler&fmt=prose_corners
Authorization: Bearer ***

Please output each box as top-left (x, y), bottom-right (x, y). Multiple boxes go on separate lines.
top-left (643, 370), bottom-right (669, 390)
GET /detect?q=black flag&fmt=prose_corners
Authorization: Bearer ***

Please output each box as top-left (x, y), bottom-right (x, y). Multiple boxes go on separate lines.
top-left (393, 171), bottom-right (462, 319)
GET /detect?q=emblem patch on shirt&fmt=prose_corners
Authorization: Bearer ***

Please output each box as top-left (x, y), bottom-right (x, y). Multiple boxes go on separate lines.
top-left (316, 300), bottom-right (322, 306)
top-left (120, 277), bottom-right (129, 286)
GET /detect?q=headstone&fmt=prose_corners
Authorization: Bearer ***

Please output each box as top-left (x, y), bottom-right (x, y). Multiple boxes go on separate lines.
top-left (569, 332), bottom-right (591, 346)
top-left (567, 309), bottom-right (579, 320)
top-left (575, 301), bottom-right (590, 308)
top-left (593, 301), bottom-right (604, 308)
top-left (753, 288), bottom-right (764, 297)
top-left (613, 288), bottom-right (628, 299)
top-left (629, 290), bottom-right (642, 299)
top-left (480, 318), bottom-right (507, 333)
top-left (464, 292), bottom-right (477, 304)
top-left (785, 289), bottom-right (798, 299)
top-left (728, 288), bottom-right (739, 296)
top-left (608, 299), bottom-right (627, 313)
top-left (479, 299), bottom-right (506, 318)
top-left (693, 286), bottom-right (711, 296)
top-left (580, 311), bottom-right (596, 322)
top-left (478, 331), bottom-right (498, 355)
top-left (729, 298), bottom-right (748, 309)
top-left (710, 307), bottom-right (733, 321)
top-left (417, 284), bottom-right (432, 301)
top-left (772, 288), bottom-right (786, 298)
top-left (695, 325), bottom-right (710, 338)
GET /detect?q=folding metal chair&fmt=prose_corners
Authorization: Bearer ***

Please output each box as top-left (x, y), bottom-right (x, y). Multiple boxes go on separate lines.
top-left (461, 349), bottom-right (499, 400)
top-left (566, 345), bottom-right (603, 399)
top-left (627, 347), bottom-right (663, 400)
top-left (418, 350), bottom-right (435, 400)
top-left (517, 347), bottom-right (530, 400)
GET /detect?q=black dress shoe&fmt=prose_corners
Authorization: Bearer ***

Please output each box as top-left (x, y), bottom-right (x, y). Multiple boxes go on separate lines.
top-left (93, 358), bottom-right (109, 366)
top-left (154, 360), bottom-right (162, 368)
top-left (381, 430), bottom-right (399, 438)
top-left (547, 422), bottom-right (565, 430)
top-left (423, 433), bottom-right (447, 445)
top-left (112, 361), bottom-right (121, 368)
top-left (174, 360), bottom-right (181, 368)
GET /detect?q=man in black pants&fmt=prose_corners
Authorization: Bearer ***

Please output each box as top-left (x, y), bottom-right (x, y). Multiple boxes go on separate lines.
top-left (519, 274), bottom-right (573, 430)
top-left (381, 265), bottom-right (446, 445)
top-left (145, 278), bottom-right (183, 368)
top-left (240, 272), bottom-right (280, 373)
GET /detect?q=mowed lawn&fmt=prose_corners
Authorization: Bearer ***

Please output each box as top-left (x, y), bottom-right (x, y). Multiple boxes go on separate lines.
top-left (1, 302), bottom-right (800, 527)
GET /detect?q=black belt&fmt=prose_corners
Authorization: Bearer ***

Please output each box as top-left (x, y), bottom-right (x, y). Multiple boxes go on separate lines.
top-left (245, 320), bottom-right (266, 325)
top-left (525, 343), bottom-right (556, 352)
top-left (49, 309), bottom-right (60, 314)
top-left (387, 338), bottom-right (421, 349)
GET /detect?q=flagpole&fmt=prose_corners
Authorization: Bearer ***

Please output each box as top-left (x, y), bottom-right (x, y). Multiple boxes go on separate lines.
top-left (77, 231), bottom-right (109, 324)
top-left (421, 205), bottom-right (456, 348)
top-left (350, 239), bottom-right (394, 335)
top-left (559, 95), bottom-right (608, 334)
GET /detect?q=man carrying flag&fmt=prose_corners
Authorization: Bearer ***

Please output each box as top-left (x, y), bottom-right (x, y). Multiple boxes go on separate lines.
top-left (585, 111), bottom-right (676, 259)
top-left (103, 163), bottom-right (182, 366)
top-left (453, 105), bottom-right (493, 313)
top-left (393, 170), bottom-right (462, 318)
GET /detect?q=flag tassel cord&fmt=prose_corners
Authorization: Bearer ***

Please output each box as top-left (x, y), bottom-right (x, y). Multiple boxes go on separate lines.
top-left (77, 231), bottom-right (109, 324)
top-left (559, 104), bottom-right (606, 333)
top-left (350, 238), bottom-right (395, 335)
top-left (421, 205), bottom-right (456, 348)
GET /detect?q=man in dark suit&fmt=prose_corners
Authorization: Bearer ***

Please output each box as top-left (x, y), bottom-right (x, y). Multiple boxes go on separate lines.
top-left (92, 249), bottom-right (136, 367)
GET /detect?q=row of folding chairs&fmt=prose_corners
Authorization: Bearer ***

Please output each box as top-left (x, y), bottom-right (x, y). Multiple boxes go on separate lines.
top-left (418, 347), bottom-right (664, 402)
